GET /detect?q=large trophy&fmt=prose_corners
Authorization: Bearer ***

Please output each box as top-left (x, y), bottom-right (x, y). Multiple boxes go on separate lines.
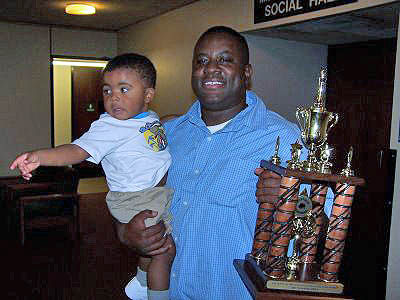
top-left (234, 69), bottom-right (365, 299)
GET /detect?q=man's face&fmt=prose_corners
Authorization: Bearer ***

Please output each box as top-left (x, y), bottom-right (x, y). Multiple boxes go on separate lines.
top-left (191, 32), bottom-right (252, 112)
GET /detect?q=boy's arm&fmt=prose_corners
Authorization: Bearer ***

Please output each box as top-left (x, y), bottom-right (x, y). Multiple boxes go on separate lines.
top-left (10, 144), bottom-right (90, 180)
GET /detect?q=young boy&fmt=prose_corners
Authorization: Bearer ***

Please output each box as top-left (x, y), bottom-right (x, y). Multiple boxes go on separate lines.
top-left (10, 53), bottom-right (175, 300)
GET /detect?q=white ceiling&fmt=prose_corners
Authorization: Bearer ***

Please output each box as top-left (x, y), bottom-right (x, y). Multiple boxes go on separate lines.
top-left (246, 2), bottom-right (400, 45)
top-left (0, 0), bottom-right (200, 31)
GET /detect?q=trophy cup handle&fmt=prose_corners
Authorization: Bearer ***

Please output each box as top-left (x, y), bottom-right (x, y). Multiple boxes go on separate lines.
top-left (327, 112), bottom-right (339, 134)
top-left (296, 107), bottom-right (307, 134)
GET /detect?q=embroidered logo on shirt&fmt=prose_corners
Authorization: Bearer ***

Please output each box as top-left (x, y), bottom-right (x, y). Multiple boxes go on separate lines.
top-left (139, 121), bottom-right (168, 151)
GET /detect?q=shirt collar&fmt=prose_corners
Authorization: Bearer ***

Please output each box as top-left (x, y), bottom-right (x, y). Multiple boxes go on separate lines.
top-left (181, 90), bottom-right (269, 132)
top-left (132, 111), bottom-right (150, 119)
top-left (103, 111), bottom-right (150, 119)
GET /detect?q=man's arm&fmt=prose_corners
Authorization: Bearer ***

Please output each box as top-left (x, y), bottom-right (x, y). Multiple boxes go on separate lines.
top-left (113, 209), bottom-right (171, 256)
top-left (10, 144), bottom-right (89, 180)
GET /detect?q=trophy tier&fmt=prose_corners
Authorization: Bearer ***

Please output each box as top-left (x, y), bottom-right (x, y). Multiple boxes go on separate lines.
top-left (234, 160), bottom-right (365, 300)
top-left (260, 160), bottom-right (365, 186)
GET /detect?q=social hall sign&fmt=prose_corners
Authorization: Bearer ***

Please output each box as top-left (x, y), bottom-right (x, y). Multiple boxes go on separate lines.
top-left (254, 0), bottom-right (358, 23)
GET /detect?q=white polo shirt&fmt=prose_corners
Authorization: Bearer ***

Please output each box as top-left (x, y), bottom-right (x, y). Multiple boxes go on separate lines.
top-left (72, 111), bottom-right (171, 192)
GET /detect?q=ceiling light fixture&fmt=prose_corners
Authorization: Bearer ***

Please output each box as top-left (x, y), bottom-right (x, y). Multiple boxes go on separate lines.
top-left (65, 4), bottom-right (96, 15)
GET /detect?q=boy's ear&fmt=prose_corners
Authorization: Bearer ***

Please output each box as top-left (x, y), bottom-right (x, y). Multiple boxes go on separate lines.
top-left (144, 88), bottom-right (155, 104)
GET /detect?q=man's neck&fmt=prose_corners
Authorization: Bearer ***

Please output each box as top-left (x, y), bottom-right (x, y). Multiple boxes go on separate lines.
top-left (201, 101), bottom-right (247, 126)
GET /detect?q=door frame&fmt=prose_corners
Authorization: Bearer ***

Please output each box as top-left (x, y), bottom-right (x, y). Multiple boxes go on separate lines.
top-left (50, 55), bottom-right (109, 147)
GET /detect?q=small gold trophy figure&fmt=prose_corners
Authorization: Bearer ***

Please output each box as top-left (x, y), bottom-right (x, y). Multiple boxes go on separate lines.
top-left (341, 146), bottom-right (355, 177)
top-left (270, 136), bottom-right (281, 166)
top-left (296, 68), bottom-right (339, 172)
top-left (319, 143), bottom-right (334, 174)
top-left (286, 140), bottom-right (303, 170)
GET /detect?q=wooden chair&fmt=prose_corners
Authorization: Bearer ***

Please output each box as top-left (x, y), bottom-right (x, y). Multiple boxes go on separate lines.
top-left (4, 166), bottom-right (80, 245)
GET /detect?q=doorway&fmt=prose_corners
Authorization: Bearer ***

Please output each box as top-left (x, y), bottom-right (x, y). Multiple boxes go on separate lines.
top-left (326, 38), bottom-right (397, 300)
top-left (52, 57), bottom-right (108, 178)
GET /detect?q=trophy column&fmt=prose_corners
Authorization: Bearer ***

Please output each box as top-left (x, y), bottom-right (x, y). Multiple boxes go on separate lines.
top-left (298, 184), bottom-right (327, 280)
top-left (251, 184), bottom-right (275, 261)
top-left (319, 182), bottom-right (356, 282)
top-left (265, 175), bottom-right (299, 278)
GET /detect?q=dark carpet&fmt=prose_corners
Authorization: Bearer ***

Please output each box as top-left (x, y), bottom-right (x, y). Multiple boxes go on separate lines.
top-left (2, 192), bottom-right (138, 299)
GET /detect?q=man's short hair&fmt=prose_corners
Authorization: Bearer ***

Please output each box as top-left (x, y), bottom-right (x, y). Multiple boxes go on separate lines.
top-left (103, 53), bottom-right (157, 88)
top-left (198, 26), bottom-right (249, 65)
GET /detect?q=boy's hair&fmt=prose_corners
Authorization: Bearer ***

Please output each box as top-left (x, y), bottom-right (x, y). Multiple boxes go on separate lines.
top-left (198, 26), bottom-right (249, 65)
top-left (103, 53), bottom-right (157, 88)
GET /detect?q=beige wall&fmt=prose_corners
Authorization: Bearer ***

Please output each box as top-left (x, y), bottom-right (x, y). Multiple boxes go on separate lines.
top-left (0, 22), bottom-right (51, 175)
top-left (53, 65), bottom-right (72, 146)
top-left (51, 27), bottom-right (117, 58)
top-left (245, 33), bottom-right (327, 123)
top-left (0, 21), bottom-right (117, 176)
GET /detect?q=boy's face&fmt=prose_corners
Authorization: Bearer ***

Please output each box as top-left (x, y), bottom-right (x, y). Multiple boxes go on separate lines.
top-left (102, 68), bottom-right (154, 120)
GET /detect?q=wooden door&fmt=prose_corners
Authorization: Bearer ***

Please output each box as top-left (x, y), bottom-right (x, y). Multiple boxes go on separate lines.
top-left (326, 38), bottom-right (397, 300)
top-left (71, 66), bottom-right (104, 178)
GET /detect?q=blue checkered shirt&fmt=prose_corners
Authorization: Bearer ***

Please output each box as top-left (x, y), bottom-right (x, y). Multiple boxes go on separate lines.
top-left (164, 91), bottom-right (318, 300)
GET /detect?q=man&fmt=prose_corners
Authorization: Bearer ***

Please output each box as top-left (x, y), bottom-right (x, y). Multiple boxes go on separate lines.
top-left (115, 26), bottom-right (302, 299)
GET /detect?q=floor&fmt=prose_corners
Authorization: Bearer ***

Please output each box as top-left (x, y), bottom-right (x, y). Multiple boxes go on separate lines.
top-left (2, 185), bottom-right (138, 300)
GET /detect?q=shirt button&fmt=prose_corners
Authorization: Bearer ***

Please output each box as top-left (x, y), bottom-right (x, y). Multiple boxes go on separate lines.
top-left (174, 237), bottom-right (178, 242)
top-left (183, 201), bottom-right (188, 206)
top-left (172, 273), bottom-right (176, 278)
top-left (207, 136), bottom-right (212, 141)
top-left (194, 169), bottom-right (199, 174)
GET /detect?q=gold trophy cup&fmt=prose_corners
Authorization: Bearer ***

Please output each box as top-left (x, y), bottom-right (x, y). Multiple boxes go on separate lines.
top-left (296, 69), bottom-right (339, 172)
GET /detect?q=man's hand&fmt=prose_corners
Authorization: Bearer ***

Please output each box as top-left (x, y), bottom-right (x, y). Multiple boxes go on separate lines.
top-left (255, 168), bottom-right (282, 203)
top-left (116, 210), bottom-right (171, 256)
top-left (10, 152), bottom-right (40, 180)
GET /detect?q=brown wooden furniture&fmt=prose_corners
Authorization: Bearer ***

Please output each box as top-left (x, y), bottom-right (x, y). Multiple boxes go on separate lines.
top-left (3, 166), bottom-right (80, 245)
top-left (17, 191), bottom-right (79, 245)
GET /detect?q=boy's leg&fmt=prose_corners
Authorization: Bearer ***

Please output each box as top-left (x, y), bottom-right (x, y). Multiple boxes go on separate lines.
top-left (147, 235), bottom-right (175, 299)
top-left (125, 256), bottom-right (151, 299)
top-left (137, 256), bottom-right (151, 286)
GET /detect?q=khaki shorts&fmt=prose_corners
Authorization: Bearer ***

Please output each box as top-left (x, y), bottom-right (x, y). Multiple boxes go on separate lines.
top-left (106, 187), bottom-right (174, 232)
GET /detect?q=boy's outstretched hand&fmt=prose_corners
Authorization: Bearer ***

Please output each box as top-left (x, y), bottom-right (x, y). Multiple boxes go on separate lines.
top-left (9, 144), bottom-right (90, 181)
top-left (10, 152), bottom-right (40, 180)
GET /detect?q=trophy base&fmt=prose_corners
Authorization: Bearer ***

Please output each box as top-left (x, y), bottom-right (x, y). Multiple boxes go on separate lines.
top-left (233, 254), bottom-right (353, 300)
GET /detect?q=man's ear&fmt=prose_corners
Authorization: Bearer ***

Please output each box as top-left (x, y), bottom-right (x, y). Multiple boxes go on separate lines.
top-left (244, 64), bottom-right (253, 90)
top-left (144, 88), bottom-right (155, 104)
